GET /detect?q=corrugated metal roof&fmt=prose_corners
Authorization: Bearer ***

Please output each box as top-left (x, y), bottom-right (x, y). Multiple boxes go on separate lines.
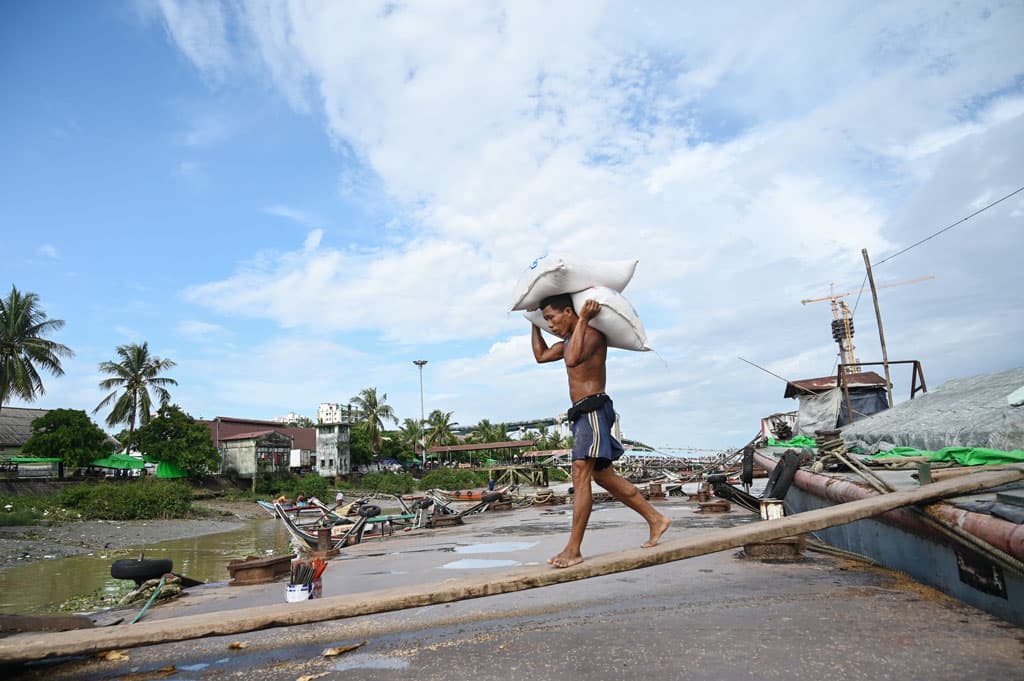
top-left (427, 439), bottom-right (536, 454)
top-left (0, 407), bottom-right (50, 448)
top-left (219, 429), bottom-right (285, 441)
top-left (203, 417), bottom-right (316, 450)
top-left (784, 371), bottom-right (887, 398)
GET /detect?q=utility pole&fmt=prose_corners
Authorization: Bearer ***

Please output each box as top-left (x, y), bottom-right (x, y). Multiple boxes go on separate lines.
top-left (414, 360), bottom-right (428, 465)
top-left (862, 248), bottom-right (894, 408)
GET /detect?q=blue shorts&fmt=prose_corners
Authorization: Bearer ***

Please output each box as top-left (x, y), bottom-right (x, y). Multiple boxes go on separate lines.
top-left (570, 395), bottom-right (624, 471)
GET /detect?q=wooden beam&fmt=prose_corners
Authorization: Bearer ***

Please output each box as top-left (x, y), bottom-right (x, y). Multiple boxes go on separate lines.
top-left (2, 467), bottom-right (1021, 664)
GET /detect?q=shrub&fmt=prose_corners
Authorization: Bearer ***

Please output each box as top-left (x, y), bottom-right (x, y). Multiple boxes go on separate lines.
top-left (418, 469), bottom-right (490, 491)
top-left (361, 472), bottom-right (415, 495)
top-left (290, 474), bottom-right (331, 500)
top-left (57, 479), bottom-right (193, 520)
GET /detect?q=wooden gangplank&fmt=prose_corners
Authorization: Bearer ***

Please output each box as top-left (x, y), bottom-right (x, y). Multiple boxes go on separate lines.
top-left (2, 467), bottom-right (1021, 664)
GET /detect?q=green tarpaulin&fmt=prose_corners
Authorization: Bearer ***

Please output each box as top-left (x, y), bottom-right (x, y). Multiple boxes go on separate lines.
top-left (90, 454), bottom-right (145, 470)
top-left (151, 460), bottom-right (187, 478)
top-left (867, 447), bottom-right (1024, 466)
top-left (766, 436), bottom-right (818, 448)
top-left (9, 457), bottom-right (61, 463)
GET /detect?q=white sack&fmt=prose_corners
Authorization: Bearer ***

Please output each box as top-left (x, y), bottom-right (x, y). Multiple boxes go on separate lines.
top-left (510, 254), bottom-right (638, 311)
top-left (524, 286), bottom-right (651, 352)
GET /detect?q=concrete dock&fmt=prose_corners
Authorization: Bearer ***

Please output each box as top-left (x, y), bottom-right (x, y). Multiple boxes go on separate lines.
top-left (4, 495), bottom-right (1022, 680)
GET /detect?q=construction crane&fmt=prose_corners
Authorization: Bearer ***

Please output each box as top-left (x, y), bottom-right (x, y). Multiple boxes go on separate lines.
top-left (800, 275), bottom-right (934, 374)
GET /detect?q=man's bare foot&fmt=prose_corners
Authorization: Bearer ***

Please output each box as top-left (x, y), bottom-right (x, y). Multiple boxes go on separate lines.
top-left (641, 514), bottom-right (671, 548)
top-left (547, 550), bottom-right (584, 569)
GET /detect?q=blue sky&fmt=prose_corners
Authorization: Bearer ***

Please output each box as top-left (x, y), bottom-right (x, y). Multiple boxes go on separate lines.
top-left (3, 1), bottom-right (1023, 450)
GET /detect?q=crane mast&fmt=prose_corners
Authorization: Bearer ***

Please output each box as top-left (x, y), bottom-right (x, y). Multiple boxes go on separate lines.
top-left (800, 275), bottom-right (934, 376)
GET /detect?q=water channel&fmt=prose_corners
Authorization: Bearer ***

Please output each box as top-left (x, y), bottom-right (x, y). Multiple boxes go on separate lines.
top-left (0, 518), bottom-right (292, 615)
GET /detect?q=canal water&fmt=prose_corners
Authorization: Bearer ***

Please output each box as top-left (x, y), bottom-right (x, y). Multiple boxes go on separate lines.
top-left (0, 518), bottom-right (292, 615)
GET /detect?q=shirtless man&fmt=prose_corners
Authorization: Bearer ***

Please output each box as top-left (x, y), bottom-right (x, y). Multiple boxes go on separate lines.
top-left (532, 293), bottom-right (670, 568)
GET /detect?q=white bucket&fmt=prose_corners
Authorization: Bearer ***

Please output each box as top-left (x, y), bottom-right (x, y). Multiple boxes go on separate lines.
top-left (285, 584), bottom-right (312, 602)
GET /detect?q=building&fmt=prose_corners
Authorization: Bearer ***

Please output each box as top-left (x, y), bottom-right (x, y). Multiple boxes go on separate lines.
top-left (218, 430), bottom-right (293, 479)
top-left (204, 416), bottom-right (317, 477)
top-left (317, 402), bottom-right (359, 425)
top-left (0, 407), bottom-right (49, 454)
top-left (782, 371), bottom-right (889, 437)
top-left (315, 422), bottom-right (351, 478)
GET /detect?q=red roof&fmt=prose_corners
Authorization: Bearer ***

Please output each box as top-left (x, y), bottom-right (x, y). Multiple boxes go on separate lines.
top-left (219, 429), bottom-right (283, 442)
top-left (203, 417), bottom-right (316, 450)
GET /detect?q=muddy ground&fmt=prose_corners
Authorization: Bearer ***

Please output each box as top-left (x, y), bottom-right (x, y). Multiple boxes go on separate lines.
top-left (0, 499), bottom-right (264, 571)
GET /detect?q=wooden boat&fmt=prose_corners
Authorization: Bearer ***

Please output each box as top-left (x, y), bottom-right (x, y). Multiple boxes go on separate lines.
top-left (742, 368), bottom-right (1024, 626)
top-left (272, 502), bottom-right (418, 551)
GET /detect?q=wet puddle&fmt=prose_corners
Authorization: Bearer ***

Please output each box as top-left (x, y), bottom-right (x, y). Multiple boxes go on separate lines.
top-left (454, 541), bottom-right (536, 554)
top-left (333, 653), bottom-right (410, 671)
top-left (441, 558), bottom-right (521, 570)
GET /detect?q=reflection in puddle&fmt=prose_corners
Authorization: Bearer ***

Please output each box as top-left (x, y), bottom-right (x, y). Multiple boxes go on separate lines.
top-left (333, 654), bottom-right (410, 671)
top-left (441, 559), bottom-right (520, 570)
top-left (454, 541), bottom-right (536, 554)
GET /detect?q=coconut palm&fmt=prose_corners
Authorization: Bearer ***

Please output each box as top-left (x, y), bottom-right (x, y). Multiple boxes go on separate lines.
top-left (470, 418), bottom-right (507, 443)
top-left (93, 342), bottom-right (177, 437)
top-left (0, 286), bottom-right (74, 413)
top-left (350, 387), bottom-right (398, 454)
top-left (425, 409), bottom-right (459, 449)
top-left (398, 417), bottom-right (425, 456)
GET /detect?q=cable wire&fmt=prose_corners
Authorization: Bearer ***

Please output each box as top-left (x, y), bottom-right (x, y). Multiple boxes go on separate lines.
top-left (875, 184), bottom-right (1024, 267)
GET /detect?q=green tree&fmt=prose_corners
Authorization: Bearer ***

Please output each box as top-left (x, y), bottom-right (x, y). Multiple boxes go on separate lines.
top-left (469, 419), bottom-right (507, 443)
top-left (21, 409), bottom-right (113, 468)
top-left (133, 404), bottom-right (219, 477)
top-left (398, 417), bottom-right (425, 457)
top-left (349, 387), bottom-right (397, 455)
top-left (94, 342), bottom-right (177, 437)
top-left (425, 409), bottom-right (458, 449)
top-left (348, 422), bottom-right (374, 468)
top-left (0, 286), bottom-right (74, 412)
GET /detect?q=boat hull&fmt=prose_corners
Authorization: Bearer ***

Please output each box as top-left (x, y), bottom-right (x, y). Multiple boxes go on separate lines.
top-left (753, 449), bottom-right (1023, 625)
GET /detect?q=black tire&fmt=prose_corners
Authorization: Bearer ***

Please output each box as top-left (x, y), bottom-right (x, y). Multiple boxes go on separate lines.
top-left (110, 558), bottom-right (173, 582)
top-left (413, 498), bottom-right (434, 510)
top-left (481, 492), bottom-right (503, 503)
top-left (358, 504), bottom-right (382, 518)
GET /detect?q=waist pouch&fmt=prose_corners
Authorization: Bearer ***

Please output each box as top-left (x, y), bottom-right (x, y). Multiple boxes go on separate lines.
top-left (567, 393), bottom-right (611, 423)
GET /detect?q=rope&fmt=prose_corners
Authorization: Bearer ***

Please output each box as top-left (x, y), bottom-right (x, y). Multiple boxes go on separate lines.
top-left (130, 575), bottom-right (167, 624)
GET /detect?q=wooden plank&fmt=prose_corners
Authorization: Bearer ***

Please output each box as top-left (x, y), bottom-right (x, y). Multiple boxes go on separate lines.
top-left (2, 467), bottom-right (1021, 664)
top-left (929, 464), bottom-right (1023, 482)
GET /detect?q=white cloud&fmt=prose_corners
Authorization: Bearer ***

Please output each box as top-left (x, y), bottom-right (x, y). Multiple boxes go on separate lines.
top-left (37, 244), bottom-right (58, 259)
top-left (155, 1), bottom-right (1024, 446)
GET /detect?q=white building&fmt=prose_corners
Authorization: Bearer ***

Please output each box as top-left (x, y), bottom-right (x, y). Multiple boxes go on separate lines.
top-left (317, 402), bottom-right (359, 424)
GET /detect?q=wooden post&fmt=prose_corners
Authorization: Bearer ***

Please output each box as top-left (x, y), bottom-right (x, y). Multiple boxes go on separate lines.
top-left (862, 248), bottom-right (894, 408)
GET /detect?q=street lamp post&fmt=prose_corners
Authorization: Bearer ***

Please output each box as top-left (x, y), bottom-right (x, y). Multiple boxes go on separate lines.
top-left (413, 360), bottom-right (428, 465)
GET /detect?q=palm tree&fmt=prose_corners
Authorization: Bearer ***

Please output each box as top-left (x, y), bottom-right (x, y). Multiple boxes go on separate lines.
top-left (350, 387), bottom-right (398, 454)
top-left (425, 409), bottom-right (459, 449)
top-left (398, 417), bottom-right (425, 457)
top-left (93, 342), bottom-right (177, 437)
top-left (0, 286), bottom-right (74, 413)
top-left (470, 419), bottom-right (507, 443)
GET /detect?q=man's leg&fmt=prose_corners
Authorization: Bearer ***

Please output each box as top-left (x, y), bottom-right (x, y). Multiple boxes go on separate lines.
top-left (548, 459), bottom-right (596, 568)
top-left (593, 466), bottom-right (671, 548)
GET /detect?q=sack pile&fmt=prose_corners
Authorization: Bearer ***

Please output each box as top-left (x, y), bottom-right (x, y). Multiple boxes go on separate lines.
top-left (512, 254), bottom-right (651, 351)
